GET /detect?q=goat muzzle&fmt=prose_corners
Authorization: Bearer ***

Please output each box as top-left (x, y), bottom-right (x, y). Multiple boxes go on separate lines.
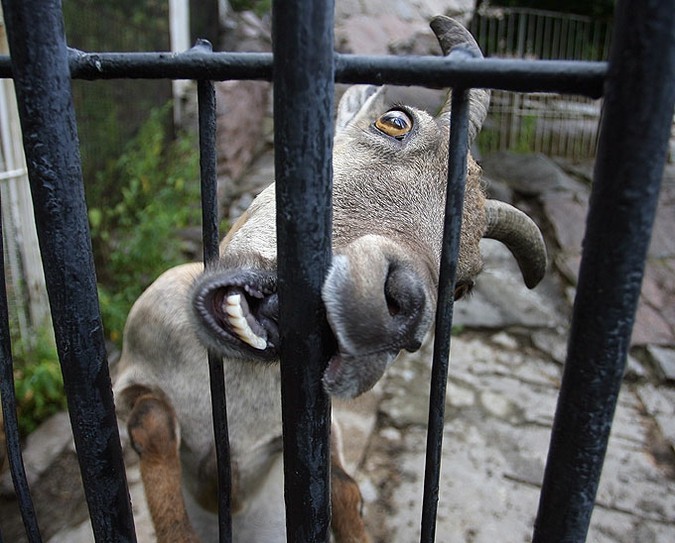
top-left (322, 235), bottom-right (433, 398)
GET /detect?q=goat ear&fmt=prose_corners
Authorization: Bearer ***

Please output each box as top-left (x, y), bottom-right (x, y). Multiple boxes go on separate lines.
top-left (335, 85), bottom-right (386, 133)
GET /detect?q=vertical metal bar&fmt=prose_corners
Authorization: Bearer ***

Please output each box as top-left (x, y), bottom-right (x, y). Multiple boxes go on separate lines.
top-left (543, 15), bottom-right (552, 59)
top-left (533, 0), bottom-right (675, 541)
top-left (272, 0), bottom-right (335, 541)
top-left (197, 45), bottom-right (221, 267)
top-left (551, 17), bottom-right (561, 59)
top-left (591, 21), bottom-right (602, 61)
top-left (516, 11), bottom-right (526, 57)
top-left (602, 20), bottom-right (613, 60)
top-left (420, 88), bottom-right (470, 543)
top-left (497, 16), bottom-right (505, 57)
top-left (0, 1), bottom-right (136, 541)
top-left (488, 17), bottom-right (496, 58)
top-left (506, 13), bottom-right (515, 56)
top-left (581, 21), bottom-right (592, 61)
top-left (478, 13), bottom-right (487, 57)
top-left (196, 40), bottom-right (233, 543)
top-left (0, 208), bottom-right (42, 542)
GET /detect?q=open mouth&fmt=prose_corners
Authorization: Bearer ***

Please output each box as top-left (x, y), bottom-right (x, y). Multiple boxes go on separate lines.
top-left (192, 270), bottom-right (280, 359)
top-left (192, 268), bottom-right (396, 398)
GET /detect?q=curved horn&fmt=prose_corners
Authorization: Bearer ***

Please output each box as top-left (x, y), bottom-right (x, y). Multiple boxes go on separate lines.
top-left (430, 16), bottom-right (490, 144)
top-left (484, 200), bottom-right (548, 289)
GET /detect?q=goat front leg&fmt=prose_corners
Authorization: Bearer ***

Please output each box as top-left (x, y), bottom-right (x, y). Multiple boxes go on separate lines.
top-left (127, 392), bottom-right (200, 543)
top-left (330, 426), bottom-right (371, 543)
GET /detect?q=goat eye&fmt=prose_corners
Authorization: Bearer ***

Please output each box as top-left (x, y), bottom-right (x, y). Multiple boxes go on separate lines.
top-left (374, 110), bottom-right (413, 140)
top-left (454, 280), bottom-right (474, 301)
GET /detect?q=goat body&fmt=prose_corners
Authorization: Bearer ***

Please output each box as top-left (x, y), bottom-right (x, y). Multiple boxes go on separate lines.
top-left (114, 16), bottom-right (547, 542)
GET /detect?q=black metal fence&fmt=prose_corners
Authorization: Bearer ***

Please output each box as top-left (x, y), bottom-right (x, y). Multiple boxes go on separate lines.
top-left (0, 0), bottom-right (673, 542)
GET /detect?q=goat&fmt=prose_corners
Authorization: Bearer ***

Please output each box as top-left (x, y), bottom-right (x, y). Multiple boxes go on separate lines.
top-left (113, 16), bottom-right (547, 542)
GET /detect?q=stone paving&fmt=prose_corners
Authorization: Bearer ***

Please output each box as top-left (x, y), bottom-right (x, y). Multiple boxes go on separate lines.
top-left (344, 155), bottom-right (675, 542)
top-left (350, 241), bottom-right (675, 543)
top-left (1, 1), bottom-right (674, 542)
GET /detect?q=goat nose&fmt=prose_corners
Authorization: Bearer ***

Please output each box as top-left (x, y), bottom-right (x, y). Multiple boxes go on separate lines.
top-left (322, 236), bottom-right (432, 360)
top-left (384, 265), bottom-right (426, 352)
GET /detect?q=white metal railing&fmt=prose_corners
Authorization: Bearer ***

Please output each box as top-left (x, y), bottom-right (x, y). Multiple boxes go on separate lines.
top-left (471, 7), bottom-right (612, 159)
top-left (0, 32), bottom-right (51, 346)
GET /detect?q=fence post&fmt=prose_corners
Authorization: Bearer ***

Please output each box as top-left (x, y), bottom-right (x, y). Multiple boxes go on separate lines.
top-left (420, 86), bottom-right (470, 543)
top-left (0, 0), bottom-right (136, 540)
top-left (532, 0), bottom-right (675, 541)
top-left (272, 0), bottom-right (335, 540)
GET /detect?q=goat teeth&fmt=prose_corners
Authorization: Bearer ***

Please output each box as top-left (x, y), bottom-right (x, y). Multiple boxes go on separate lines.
top-left (225, 308), bottom-right (267, 351)
top-left (237, 327), bottom-right (268, 350)
top-left (229, 315), bottom-right (248, 329)
top-left (248, 335), bottom-right (268, 350)
top-left (226, 294), bottom-right (241, 305)
top-left (226, 304), bottom-right (244, 318)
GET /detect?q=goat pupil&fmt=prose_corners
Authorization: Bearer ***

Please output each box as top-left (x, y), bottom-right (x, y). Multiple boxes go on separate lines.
top-left (375, 110), bottom-right (412, 139)
top-left (390, 116), bottom-right (405, 129)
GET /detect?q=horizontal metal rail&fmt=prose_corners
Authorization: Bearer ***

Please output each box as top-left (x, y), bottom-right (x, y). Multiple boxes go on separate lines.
top-left (0, 52), bottom-right (606, 97)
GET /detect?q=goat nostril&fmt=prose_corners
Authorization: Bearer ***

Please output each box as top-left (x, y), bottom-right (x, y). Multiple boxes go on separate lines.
top-left (385, 290), bottom-right (401, 316)
top-left (383, 264), bottom-right (427, 353)
top-left (384, 265), bottom-right (425, 320)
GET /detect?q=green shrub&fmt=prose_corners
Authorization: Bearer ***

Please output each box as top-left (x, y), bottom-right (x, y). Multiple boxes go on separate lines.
top-left (88, 104), bottom-right (201, 344)
top-left (12, 328), bottom-right (66, 436)
top-left (8, 104), bottom-right (199, 436)
top-left (514, 115), bottom-right (538, 154)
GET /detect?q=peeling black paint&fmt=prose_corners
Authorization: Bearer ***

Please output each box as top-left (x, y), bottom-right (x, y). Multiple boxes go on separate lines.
top-left (0, 0), bottom-right (136, 541)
